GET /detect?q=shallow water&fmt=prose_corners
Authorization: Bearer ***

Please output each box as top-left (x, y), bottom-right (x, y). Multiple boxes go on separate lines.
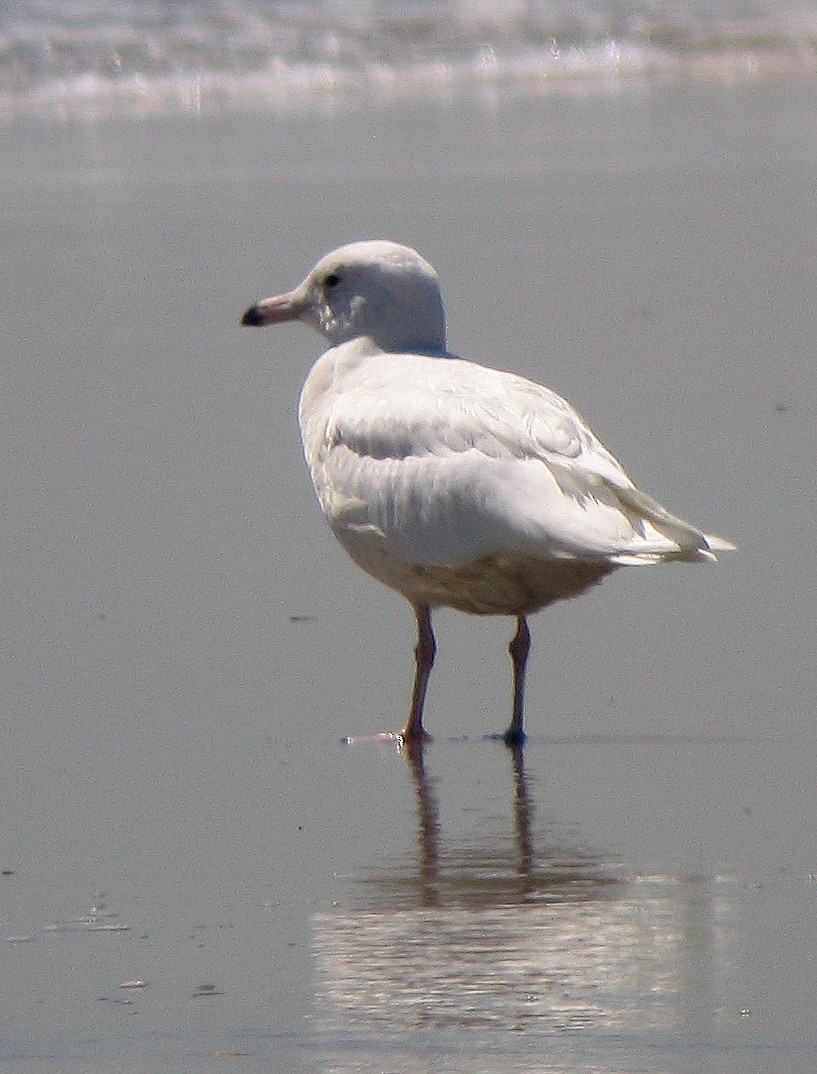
top-left (2, 81), bottom-right (816, 1072)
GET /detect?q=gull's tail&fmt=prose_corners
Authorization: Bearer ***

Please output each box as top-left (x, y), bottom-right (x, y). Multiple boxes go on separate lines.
top-left (604, 481), bottom-right (736, 565)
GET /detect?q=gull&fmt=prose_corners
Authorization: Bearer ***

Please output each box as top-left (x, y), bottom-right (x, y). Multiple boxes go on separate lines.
top-left (241, 240), bottom-right (733, 746)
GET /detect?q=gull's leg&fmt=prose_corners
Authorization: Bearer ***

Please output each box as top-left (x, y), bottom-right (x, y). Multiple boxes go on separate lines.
top-left (504, 615), bottom-right (530, 746)
top-left (400, 604), bottom-right (435, 743)
top-left (343, 604), bottom-right (435, 747)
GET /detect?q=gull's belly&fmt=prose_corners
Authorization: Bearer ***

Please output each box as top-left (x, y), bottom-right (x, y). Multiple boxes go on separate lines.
top-left (338, 537), bottom-right (614, 615)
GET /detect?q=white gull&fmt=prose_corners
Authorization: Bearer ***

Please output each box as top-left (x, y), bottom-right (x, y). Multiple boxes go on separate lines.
top-left (241, 240), bottom-right (733, 745)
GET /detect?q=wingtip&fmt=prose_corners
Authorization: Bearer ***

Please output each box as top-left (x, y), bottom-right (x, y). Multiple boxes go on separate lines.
top-left (704, 535), bottom-right (737, 554)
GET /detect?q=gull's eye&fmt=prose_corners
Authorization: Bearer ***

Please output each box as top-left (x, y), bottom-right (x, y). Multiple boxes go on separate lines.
top-left (324, 272), bottom-right (342, 289)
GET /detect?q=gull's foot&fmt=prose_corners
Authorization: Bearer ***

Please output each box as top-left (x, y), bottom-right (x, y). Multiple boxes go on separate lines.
top-left (342, 732), bottom-right (404, 746)
top-left (342, 728), bottom-right (433, 748)
top-left (485, 729), bottom-right (527, 747)
top-left (399, 727), bottom-right (433, 746)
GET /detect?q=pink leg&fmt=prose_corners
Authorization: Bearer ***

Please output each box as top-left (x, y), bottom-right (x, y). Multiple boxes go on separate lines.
top-left (342, 605), bottom-right (435, 747)
top-left (504, 616), bottom-right (530, 745)
top-left (400, 605), bottom-right (435, 742)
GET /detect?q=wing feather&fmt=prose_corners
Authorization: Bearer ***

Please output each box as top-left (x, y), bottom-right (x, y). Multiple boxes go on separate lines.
top-left (302, 351), bottom-right (730, 566)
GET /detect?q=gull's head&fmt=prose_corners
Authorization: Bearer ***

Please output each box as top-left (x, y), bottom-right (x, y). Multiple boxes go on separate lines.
top-left (241, 240), bottom-right (447, 353)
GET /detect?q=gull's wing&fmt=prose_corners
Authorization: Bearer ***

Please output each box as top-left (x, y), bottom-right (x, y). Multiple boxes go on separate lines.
top-left (301, 351), bottom-right (732, 566)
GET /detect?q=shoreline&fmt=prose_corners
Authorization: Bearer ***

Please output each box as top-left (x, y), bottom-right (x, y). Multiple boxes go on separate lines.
top-left (2, 44), bottom-right (817, 124)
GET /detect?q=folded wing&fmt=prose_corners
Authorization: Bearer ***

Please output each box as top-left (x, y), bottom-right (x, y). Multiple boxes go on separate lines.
top-left (304, 352), bottom-right (733, 568)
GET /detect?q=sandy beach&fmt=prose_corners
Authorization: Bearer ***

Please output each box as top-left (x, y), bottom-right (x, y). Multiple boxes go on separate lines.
top-left (2, 77), bottom-right (817, 1072)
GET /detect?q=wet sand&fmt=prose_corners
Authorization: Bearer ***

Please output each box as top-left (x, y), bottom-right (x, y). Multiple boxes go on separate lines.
top-left (2, 80), bottom-right (816, 1072)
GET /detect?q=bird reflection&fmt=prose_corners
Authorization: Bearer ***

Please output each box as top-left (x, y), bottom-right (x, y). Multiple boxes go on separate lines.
top-left (402, 740), bottom-right (544, 908)
top-left (394, 739), bottom-right (609, 912)
top-left (312, 742), bottom-right (734, 1038)
top-left (509, 745), bottom-right (534, 883)
top-left (402, 740), bottom-right (442, 907)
